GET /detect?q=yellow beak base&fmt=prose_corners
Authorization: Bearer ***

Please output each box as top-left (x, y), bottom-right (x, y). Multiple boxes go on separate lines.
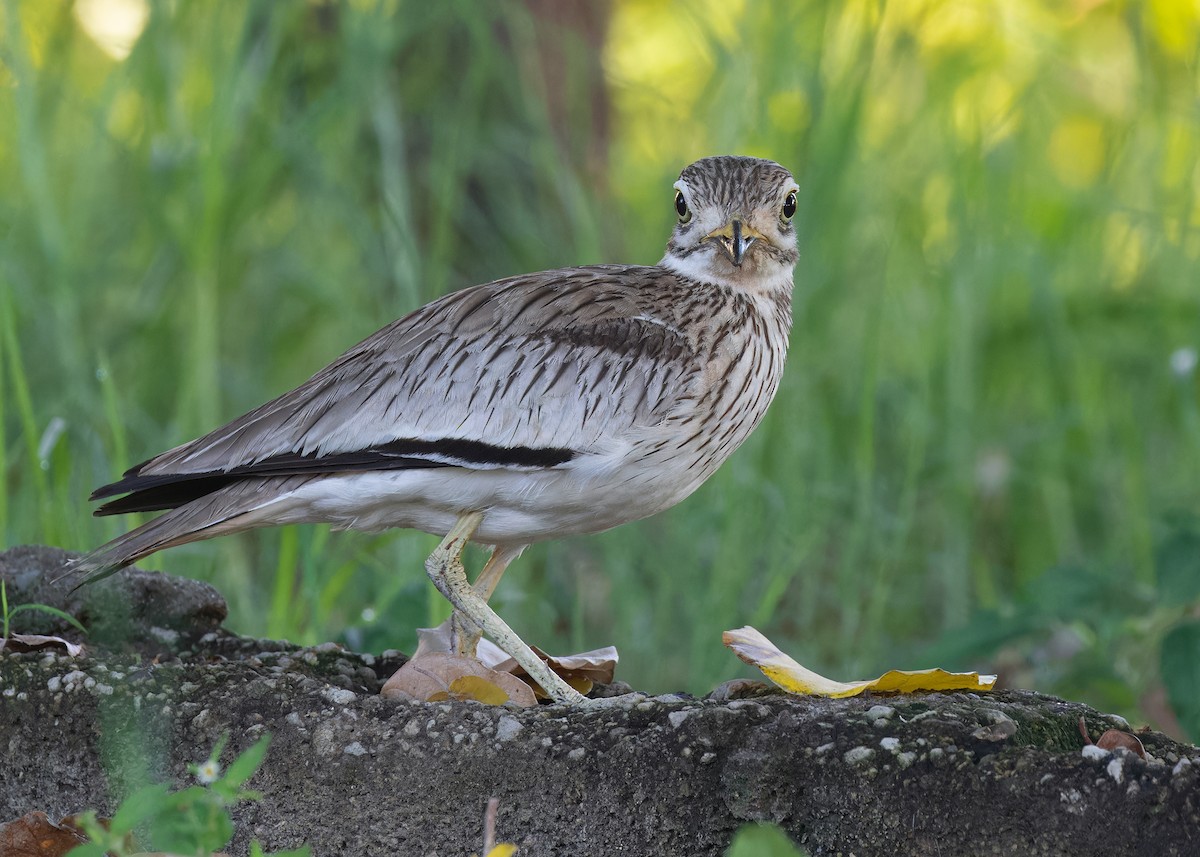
top-left (705, 219), bottom-right (767, 266)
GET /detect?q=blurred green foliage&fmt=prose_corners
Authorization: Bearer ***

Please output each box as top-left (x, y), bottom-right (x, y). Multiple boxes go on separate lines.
top-left (2, 0), bottom-right (1200, 735)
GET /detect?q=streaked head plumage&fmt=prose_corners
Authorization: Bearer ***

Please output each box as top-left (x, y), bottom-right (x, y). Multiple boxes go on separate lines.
top-left (661, 155), bottom-right (799, 290)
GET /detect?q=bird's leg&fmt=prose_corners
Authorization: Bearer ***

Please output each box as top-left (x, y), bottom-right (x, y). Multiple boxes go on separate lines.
top-left (426, 514), bottom-right (587, 705)
top-left (472, 543), bottom-right (526, 600)
top-left (452, 543), bottom-right (526, 657)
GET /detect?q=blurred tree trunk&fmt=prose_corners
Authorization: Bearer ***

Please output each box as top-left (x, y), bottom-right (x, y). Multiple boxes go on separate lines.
top-left (519, 0), bottom-right (612, 184)
top-left (299, 0), bottom-right (619, 280)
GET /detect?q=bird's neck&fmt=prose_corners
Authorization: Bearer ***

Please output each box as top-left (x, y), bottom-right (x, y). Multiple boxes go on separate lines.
top-left (657, 252), bottom-right (795, 303)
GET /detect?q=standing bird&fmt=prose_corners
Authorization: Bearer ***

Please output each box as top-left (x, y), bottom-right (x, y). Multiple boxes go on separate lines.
top-left (66, 155), bottom-right (800, 705)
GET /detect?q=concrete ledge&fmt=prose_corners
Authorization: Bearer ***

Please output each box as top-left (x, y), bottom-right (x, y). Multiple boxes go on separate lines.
top-left (2, 546), bottom-right (1197, 856)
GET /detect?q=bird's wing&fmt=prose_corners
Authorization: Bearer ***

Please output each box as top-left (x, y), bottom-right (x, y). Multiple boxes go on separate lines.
top-left (93, 265), bottom-right (700, 507)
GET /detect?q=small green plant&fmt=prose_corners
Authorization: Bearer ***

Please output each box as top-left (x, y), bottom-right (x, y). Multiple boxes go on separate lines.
top-left (65, 734), bottom-right (309, 857)
top-left (0, 579), bottom-right (86, 641)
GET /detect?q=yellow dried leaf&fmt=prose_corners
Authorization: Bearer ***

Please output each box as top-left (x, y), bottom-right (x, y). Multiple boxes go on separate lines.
top-left (723, 626), bottom-right (997, 698)
top-left (381, 652), bottom-right (537, 707)
top-left (448, 675), bottom-right (512, 706)
top-left (564, 675), bottom-right (594, 696)
top-left (471, 847), bottom-right (517, 857)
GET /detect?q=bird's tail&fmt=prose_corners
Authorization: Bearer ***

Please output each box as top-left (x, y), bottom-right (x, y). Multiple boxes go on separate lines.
top-left (59, 474), bottom-right (318, 588)
top-left (61, 506), bottom-right (227, 588)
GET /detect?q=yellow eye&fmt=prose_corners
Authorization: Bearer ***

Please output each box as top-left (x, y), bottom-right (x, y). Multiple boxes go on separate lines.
top-left (674, 190), bottom-right (691, 222)
top-left (781, 190), bottom-right (797, 221)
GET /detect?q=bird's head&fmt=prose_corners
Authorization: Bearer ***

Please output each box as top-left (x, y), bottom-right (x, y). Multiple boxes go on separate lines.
top-left (660, 156), bottom-right (799, 293)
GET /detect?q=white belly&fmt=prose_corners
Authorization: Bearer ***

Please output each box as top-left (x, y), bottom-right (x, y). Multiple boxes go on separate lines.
top-left (258, 454), bottom-right (699, 546)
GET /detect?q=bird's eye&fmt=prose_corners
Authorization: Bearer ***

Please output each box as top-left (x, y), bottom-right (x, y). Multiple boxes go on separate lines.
top-left (781, 190), bottom-right (797, 221)
top-left (674, 190), bottom-right (691, 223)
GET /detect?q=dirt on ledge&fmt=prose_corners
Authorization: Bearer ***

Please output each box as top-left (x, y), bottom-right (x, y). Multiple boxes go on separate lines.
top-left (1, 545), bottom-right (1197, 856)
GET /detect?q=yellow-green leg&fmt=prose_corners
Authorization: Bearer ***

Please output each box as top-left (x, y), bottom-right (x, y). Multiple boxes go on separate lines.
top-left (452, 542), bottom-right (526, 657)
top-left (425, 513), bottom-right (586, 705)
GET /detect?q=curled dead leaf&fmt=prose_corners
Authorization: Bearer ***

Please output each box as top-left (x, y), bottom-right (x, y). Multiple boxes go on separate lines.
top-left (0, 811), bottom-right (90, 857)
top-left (487, 644), bottom-right (618, 699)
top-left (1078, 715), bottom-right (1146, 759)
top-left (0, 634), bottom-right (83, 657)
top-left (405, 619), bottom-right (617, 701)
top-left (382, 652), bottom-right (537, 708)
top-left (723, 625), bottom-right (997, 698)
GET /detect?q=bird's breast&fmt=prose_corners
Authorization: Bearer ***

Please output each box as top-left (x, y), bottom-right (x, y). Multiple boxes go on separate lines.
top-left (616, 292), bottom-right (791, 507)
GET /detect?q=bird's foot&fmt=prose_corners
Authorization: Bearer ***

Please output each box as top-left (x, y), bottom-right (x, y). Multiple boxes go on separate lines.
top-left (569, 691), bottom-right (646, 709)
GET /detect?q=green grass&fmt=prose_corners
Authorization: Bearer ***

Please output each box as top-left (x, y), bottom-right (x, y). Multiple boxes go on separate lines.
top-left (2, 0), bottom-right (1199, 733)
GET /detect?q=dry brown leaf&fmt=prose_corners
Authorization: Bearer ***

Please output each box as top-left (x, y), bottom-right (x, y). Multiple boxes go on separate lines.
top-left (487, 645), bottom-right (618, 699)
top-left (405, 619), bottom-right (618, 700)
top-left (0, 811), bottom-right (90, 857)
top-left (1078, 716), bottom-right (1146, 759)
top-left (382, 652), bottom-right (537, 707)
top-left (0, 634), bottom-right (83, 657)
top-left (1097, 730), bottom-right (1147, 758)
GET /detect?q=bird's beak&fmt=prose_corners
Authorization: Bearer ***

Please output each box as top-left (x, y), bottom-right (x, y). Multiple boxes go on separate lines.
top-left (705, 219), bottom-right (765, 267)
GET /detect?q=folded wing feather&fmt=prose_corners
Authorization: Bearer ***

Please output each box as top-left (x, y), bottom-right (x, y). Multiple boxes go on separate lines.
top-left (94, 265), bottom-right (698, 514)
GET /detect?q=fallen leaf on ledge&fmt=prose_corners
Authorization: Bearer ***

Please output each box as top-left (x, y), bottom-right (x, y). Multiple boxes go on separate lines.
top-left (485, 643), bottom-right (618, 700)
top-left (723, 626), bottom-right (997, 698)
top-left (0, 634), bottom-right (83, 657)
top-left (383, 619), bottom-right (617, 704)
top-left (381, 652), bottom-right (538, 707)
top-left (1079, 715), bottom-right (1146, 759)
top-left (0, 811), bottom-right (90, 856)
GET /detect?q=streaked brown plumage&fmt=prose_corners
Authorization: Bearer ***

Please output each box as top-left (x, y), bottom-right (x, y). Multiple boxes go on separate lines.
top-left (66, 155), bottom-right (800, 705)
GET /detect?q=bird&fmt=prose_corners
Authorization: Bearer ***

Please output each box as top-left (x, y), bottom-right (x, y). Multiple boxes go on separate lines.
top-left (65, 155), bottom-right (800, 706)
